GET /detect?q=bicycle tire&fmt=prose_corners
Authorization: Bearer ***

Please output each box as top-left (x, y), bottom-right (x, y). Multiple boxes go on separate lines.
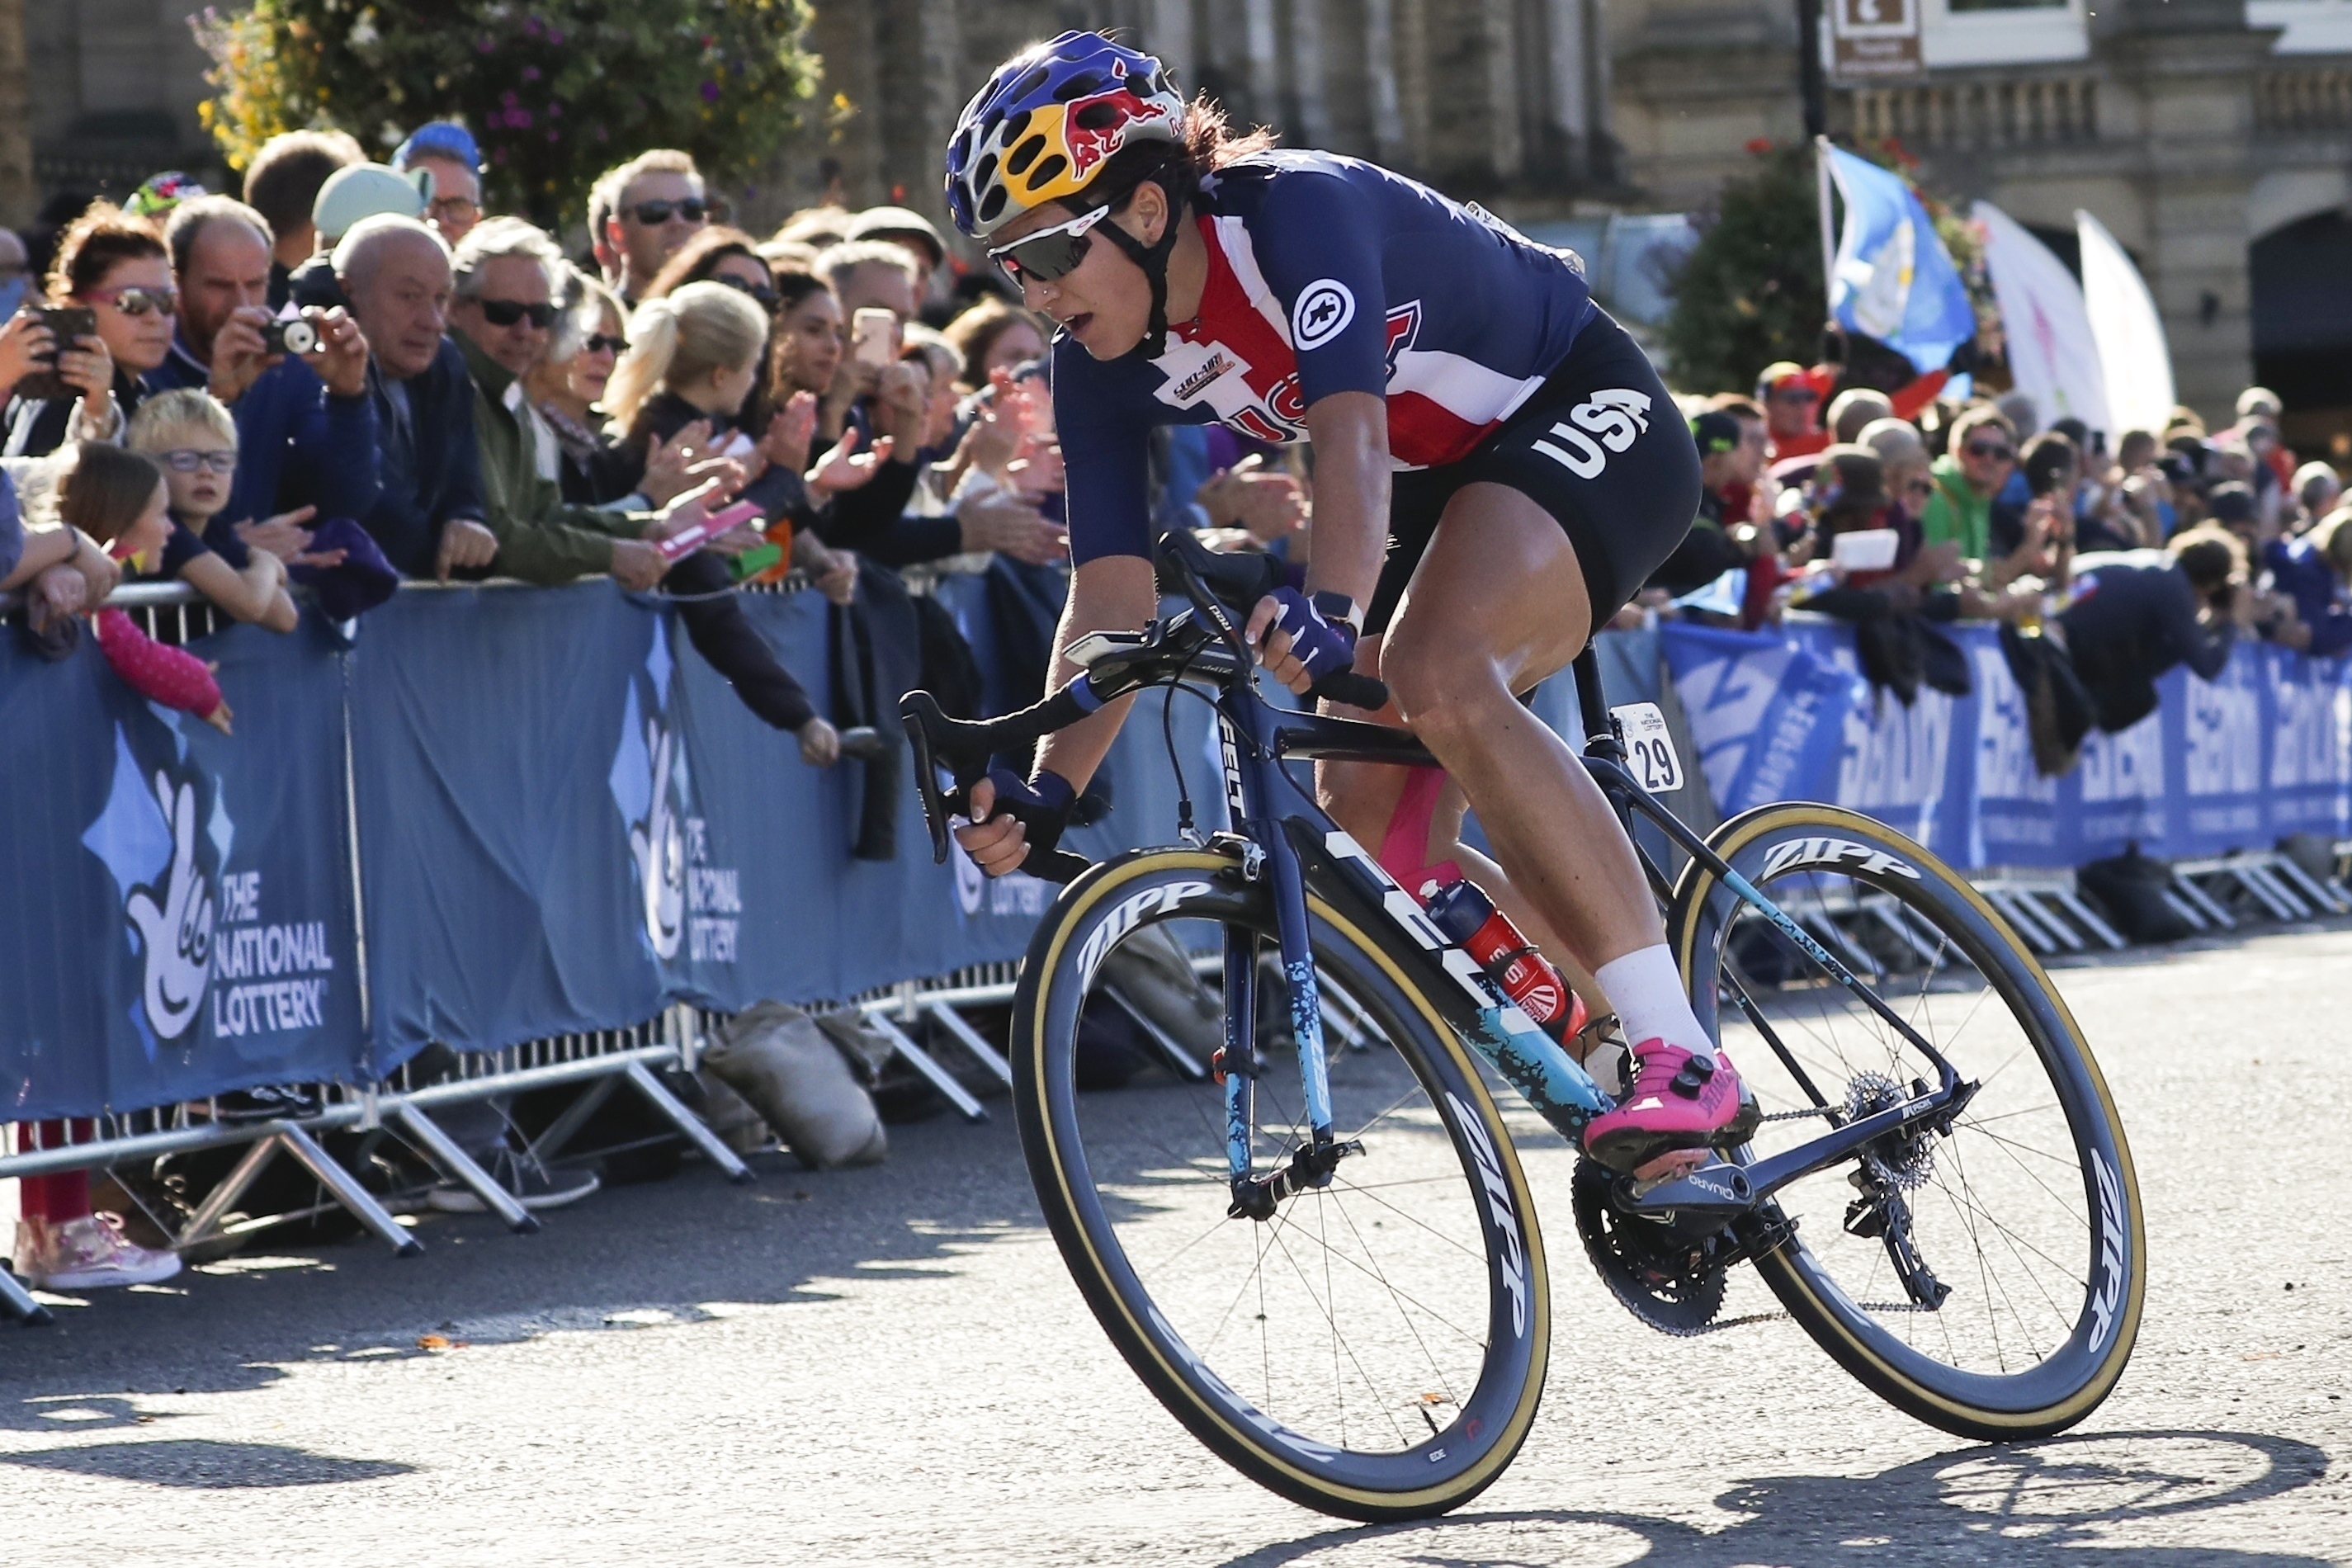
top-left (1013, 847), bottom-right (1550, 1521)
top-left (1668, 803), bottom-right (2145, 1439)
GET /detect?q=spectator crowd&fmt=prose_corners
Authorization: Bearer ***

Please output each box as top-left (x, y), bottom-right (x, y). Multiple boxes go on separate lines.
top-left (5, 117), bottom-right (2345, 1294)
top-left (1655, 347), bottom-right (2347, 772)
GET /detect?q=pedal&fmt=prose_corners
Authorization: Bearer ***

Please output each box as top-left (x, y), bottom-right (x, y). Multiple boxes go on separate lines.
top-left (1628, 1147), bottom-right (1709, 1196)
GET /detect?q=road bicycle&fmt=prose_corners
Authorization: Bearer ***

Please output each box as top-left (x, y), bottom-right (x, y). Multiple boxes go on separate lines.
top-left (900, 531), bottom-right (2145, 1522)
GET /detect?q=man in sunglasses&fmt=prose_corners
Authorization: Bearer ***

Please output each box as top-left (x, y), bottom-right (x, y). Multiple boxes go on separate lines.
top-left (1920, 404), bottom-right (2019, 565)
top-left (146, 196), bottom-right (381, 555)
top-left (449, 216), bottom-right (731, 586)
top-left (588, 149), bottom-right (710, 305)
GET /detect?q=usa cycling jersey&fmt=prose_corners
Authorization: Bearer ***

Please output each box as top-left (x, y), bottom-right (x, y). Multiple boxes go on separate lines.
top-left (1054, 149), bottom-right (1595, 565)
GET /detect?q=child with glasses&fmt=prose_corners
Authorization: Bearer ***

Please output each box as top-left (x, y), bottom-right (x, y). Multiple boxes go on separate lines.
top-left (125, 389), bottom-right (301, 633)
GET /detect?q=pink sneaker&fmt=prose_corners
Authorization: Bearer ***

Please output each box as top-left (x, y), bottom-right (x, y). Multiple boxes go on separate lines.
top-left (1582, 1039), bottom-right (1759, 1178)
top-left (13, 1215), bottom-right (182, 1292)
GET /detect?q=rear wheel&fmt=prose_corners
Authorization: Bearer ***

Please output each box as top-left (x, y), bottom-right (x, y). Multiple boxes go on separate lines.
top-left (1669, 805), bottom-right (2144, 1439)
top-left (1013, 848), bottom-right (1549, 1521)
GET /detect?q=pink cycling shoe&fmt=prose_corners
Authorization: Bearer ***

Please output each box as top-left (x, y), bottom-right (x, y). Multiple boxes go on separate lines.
top-left (1582, 1038), bottom-right (1760, 1180)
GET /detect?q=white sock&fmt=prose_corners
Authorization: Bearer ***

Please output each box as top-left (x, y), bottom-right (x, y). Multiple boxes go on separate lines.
top-left (1594, 945), bottom-right (1714, 1062)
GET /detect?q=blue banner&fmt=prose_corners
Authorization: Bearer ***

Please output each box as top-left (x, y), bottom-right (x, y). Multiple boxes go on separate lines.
top-left (2, 617), bottom-right (363, 1121)
top-left (1665, 618), bottom-right (2352, 868)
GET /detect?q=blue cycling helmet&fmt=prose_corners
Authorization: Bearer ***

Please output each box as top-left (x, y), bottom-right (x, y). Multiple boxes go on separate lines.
top-left (945, 31), bottom-right (1186, 242)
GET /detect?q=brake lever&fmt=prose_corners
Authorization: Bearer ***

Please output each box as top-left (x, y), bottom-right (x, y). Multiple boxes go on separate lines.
top-left (900, 690), bottom-right (973, 866)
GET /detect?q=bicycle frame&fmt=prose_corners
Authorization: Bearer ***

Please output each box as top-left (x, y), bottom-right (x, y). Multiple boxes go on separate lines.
top-left (1205, 644), bottom-right (1973, 1225)
top-left (898, 533), bottom-right (1976, 1227)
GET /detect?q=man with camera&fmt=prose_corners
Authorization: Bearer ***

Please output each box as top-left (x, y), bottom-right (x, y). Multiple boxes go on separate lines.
top-left (143, 196), bottom-right (382, 560)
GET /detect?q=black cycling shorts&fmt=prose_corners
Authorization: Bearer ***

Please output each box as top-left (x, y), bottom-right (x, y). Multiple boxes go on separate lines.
top-left (1363, 308), bottom-right (1700, 638)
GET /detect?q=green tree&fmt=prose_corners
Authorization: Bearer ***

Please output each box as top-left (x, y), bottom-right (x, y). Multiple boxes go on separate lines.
top-left (191, 0), bottom-right (820, 228)
top-left (1658, 142), bottom-right (1825, 397)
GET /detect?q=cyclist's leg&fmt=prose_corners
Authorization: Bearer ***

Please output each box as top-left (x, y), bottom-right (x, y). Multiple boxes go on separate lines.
top-left (1377, 481), bottom-right (1659, 981)
top-left (1316, 665), bottom-right (1610, 1026)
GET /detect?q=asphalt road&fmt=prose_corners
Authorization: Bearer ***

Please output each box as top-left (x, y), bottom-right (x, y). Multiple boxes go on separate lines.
top-left (2, 925), bottom-right (2349, 1567)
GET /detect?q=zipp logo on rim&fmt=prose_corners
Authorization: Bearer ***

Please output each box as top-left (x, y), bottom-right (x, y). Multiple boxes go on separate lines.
top-left (1448, 1093), bottom-right (1528, 1339)
top-left (2087, 1147), bottom-right (2128, 1353)
top-left (1076, 881), bottom-right (1213, 987)
top-left (1760, 836), bottom-right (1924, 883)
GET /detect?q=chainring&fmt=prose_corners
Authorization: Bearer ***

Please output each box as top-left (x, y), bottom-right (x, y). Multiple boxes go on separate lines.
top-left (1570, 1156), bottom-right (1729, 1336)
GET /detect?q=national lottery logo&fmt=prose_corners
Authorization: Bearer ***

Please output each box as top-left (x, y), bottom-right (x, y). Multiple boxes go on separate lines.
top-left (610, 622), bottom-right (742, 965)
top-left (82, 721), bottom-right (334, 1053)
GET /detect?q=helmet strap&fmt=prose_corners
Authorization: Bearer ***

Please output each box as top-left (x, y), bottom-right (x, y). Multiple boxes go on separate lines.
top-left (1094, 181), bottom-right (1189, 359)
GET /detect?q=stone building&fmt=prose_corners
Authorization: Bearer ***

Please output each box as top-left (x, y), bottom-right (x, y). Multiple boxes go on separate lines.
top-left (17, 0), bottom-right (2352, 426)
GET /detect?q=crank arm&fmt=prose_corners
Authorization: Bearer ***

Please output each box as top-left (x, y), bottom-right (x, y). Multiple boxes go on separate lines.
top-left (1625, 1079), bottom-right (1976, 1219)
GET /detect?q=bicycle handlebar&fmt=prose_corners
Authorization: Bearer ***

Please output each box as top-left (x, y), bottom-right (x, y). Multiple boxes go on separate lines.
top-left (898, 530), bottom-right (1391, 885)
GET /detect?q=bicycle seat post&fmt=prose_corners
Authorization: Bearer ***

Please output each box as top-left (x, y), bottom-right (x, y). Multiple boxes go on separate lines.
top-left (1571, 645), bottom-right (1622, 762)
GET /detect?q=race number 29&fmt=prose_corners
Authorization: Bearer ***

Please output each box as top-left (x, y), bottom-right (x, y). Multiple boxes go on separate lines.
top-left (1608, 702), bottom-right (1684, 795)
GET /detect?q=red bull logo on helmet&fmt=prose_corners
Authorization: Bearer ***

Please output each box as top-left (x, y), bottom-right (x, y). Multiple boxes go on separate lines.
top-left (1062, 87), bottom-right (1174, 181)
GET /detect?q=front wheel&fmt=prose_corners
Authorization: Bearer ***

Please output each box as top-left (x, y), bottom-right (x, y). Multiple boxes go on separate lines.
top-left (1013, 848), bottom-right (1550, 1521)
top-left (1669, 804), bottom-right (2145, 1440)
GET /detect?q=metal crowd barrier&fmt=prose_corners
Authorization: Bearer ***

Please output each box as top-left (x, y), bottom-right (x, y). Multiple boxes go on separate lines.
top-left (0, 959), bottom-right (1042, 1323)
top-left (2, 567), bottom-right (1026, 1321)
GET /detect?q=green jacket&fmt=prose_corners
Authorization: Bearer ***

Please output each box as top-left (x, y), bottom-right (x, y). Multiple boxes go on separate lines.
top-left (1919, 454), bottom-right (1991, 561)
top-left (458, 331), bottom-right (645, 584)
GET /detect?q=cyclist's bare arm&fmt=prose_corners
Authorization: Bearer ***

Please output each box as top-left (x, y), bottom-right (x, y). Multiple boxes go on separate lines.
top-left (1244, 390), bottom-right (1389, 691)
top-left (956, 555), bottom-right (1155, 876)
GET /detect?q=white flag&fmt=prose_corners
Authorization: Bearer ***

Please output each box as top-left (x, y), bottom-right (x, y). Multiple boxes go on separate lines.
top-left (2076, 209), bottom-right (2176, 438)
top-left (1972, 201), bottom-right (2110, 437)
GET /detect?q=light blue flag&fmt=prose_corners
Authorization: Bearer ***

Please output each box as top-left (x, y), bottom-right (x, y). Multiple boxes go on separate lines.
top-left (1824, 144), bottom-right (1976, 374)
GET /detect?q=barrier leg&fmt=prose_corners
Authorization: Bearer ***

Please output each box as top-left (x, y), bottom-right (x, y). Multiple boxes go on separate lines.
top-left (391, 1104), bottom-right (540, 1235)
top-left (524, 1074), bottom-right (621, 1166)
top-left (177, 1131), bottom-right (285, 1247)
top-left (857, 1011), bottom-right (988, 1122)
top-left (2047, 889), bottom-right (2127, 951)
top-left (922, 999), bottom-right (1013, 1089)
top-left (621, 1061), bottom-right (754, 1183)
top-left (2269, 855), bottom-right (2350, 915)
top-left (0, 1263), bottom-right (51, 1325)
top-left (1101, 986), bottom-right (1211, 1081)
top-left (274, 1124), bottom-right (423, 1256)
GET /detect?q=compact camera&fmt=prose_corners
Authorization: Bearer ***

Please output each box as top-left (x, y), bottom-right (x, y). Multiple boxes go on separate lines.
top-left (261, 315), bottom-right (319, 357)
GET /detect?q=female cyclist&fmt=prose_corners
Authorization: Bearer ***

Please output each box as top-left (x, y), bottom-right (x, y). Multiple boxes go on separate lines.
top-left (945, 32), bottom-right (1753, 1178)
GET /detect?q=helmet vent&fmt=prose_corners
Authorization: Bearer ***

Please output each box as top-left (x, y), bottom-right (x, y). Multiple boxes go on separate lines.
top-left (1027, 153), bottom-right (1070, 190)
top-left (1005, 134), bottom-right (1047, 177)
top-left (1055, 71), bottom-right (1106, 102)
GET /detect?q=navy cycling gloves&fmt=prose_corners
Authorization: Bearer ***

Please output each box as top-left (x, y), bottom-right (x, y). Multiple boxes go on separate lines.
top-left (978, 764), bottom-right (1076, 858)
top-left (1268, 587), bottom-right (1363, 697)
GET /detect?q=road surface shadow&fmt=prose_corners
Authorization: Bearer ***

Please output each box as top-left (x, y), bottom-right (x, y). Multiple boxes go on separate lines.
top-left (1216, 1430), bottom-right (2337, 1567)
top-left (0, 1106), bottom-right (1043, 1426)
top-left (0, 1438), bottom-right (410, 1489)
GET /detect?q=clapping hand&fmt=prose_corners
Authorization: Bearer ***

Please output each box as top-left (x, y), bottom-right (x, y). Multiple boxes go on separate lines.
top-left (758, 390), bottom-right (819, 477)
top-left (806, 432), bottom-right (897, 498)
top-left (642, 418), bottom-right (715, 508)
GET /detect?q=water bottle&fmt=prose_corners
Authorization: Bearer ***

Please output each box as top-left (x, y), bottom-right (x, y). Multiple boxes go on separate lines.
top-left (1421, 877), bottom-right (1580, 1041)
